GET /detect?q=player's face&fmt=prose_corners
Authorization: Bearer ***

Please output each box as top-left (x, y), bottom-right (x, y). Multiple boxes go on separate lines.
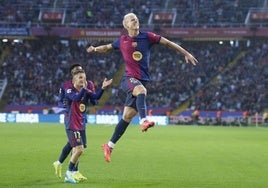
top-left (125, 15), bottom-right (139, 30)
top-left (73, 72), bottom-right (86, 88)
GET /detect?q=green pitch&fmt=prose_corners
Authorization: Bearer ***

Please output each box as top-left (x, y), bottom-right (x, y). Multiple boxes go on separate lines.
top-left (1, 123), bottom-right (268, 188)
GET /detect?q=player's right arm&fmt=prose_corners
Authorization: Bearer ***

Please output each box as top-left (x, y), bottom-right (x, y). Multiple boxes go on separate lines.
top-left (58, 83), bottom-right (66, 108)
top-left (86, 44), bottom-right (113, 53)
top-left (65, 87), bottom-right (87, 102)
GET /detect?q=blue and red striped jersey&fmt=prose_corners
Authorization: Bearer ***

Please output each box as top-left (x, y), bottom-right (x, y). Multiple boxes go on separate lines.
top-left (58, 80), bottom-right (96, 108)
top-left (64, 86), bottom-right (87, 131)
top-left (61, 80), bottom-right (104, 131)
top-left (112, 31), bottom-right (161, 81)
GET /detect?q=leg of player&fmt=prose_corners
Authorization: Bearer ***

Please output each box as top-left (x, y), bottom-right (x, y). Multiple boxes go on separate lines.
top-left (102, 107), bottom-right (136, 162)
top-left (72, 161), bottom-right (87, 182)
top-left (72, 131), bottom-right (87, 181)
top-left (132, 85), bottom-right (155, 132)
top-left (64, 131), bottom-right (85, 184)
top-left (53, 142), bottom-right (72, 179)
top-left (64, 146), bottom-right (83, 184)
top-left (64, 150), bottom-right (78, 183)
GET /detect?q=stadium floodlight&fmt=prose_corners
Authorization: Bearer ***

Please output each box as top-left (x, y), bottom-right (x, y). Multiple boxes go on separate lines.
top-left (13, 39), bottom-right (23, 43)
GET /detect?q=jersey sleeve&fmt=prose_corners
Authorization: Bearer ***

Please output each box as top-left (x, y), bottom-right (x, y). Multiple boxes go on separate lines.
top-left (111, 38), bottom-right (120, 49)
top-left (58, 83), bottom-right (65, 108)
top-left (147, 32), bottom-right (161, 44)
top-left (87, 80), bottom-right (96, 93)
top-left (86, 80), bottom-right (98, 105)
top-left (89, 89), bottom-right (104, 100)
top-left (65, 87), bottom-right (87, 101)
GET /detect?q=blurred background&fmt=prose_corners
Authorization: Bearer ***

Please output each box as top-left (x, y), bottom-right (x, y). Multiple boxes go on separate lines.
top-left (0, 0), bottom-right (267, 125)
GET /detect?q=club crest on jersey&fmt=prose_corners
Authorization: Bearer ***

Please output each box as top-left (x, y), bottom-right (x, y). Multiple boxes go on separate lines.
top-left (79, 103), bottom-right (86, 112)
top-left (132, 51), bottom-right (142, 61)
top-left (129, 78), bottom-right (138, 83)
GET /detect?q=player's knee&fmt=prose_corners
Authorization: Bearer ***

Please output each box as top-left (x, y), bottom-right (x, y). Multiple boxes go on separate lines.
top-left (123, 116), bottom-right (132, 122)
top-left (133, 85), bottom-right (147, 96)
top-left (122, 113), bottom-right (133, 122)
top-left (77, 147), bottom-right (84, 155)
top-left (123, 109), bottom-right (137, 122)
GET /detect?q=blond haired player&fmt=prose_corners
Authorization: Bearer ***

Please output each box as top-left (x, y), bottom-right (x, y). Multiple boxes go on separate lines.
top-left (87, 13), bottom-right (198, 163)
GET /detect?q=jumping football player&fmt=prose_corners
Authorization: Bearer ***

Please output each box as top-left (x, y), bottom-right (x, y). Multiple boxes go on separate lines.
top-left (87, 13), bottom-right (198, 163)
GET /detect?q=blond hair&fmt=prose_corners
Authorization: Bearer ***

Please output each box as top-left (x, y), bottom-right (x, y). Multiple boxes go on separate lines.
top-left (122, 13), bottom-right (137, 28)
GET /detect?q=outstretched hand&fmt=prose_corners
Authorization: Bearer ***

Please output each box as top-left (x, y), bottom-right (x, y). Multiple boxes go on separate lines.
top-left (102, 78), bottom-right (113, 89)
top-left (185, 53), bottom-right (198, 66)
top-left (86, 46), bottom-right (95, 53)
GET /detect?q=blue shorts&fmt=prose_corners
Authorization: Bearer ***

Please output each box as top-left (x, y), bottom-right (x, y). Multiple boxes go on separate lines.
top-left (120, 76), bottom-right (149, 110)
top-left (66, 130), bottom-right (87, 148)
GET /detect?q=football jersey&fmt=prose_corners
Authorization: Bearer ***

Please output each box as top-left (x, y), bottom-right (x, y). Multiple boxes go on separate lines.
top-left (63, 82), bottom-right (104, 131)
top-left (58, 80), bottom-right (96, 108)
top-left (112, 31), bottom-right (161, 81)
top-left (64, 86), bottom-right (88, 131)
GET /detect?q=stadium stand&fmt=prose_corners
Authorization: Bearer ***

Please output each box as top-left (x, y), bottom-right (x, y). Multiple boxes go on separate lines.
top-left (0, 0), bottom-right (265, 27)
top-left (189, 40), bottom-right (268, 114)
top-left (0, 0), bottom-right (267, 118)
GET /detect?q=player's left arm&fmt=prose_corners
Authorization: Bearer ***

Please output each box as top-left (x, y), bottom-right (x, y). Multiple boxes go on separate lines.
top-left (87, 78), bottom-right (113, 102)
top-left (159, 37), bottom-right (198, 66)
top-left (101, 78), bottom-right (113, 90)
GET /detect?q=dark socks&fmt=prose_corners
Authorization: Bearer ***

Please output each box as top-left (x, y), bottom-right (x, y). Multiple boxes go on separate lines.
top-left (110, 119), bottom-right (130, 144)
top-left (68, 162), bottom-right (76, 171)
top-left (59, 142), bottom-right (72, 163)
top-left (73, 161), bottom-right (79, 171)
top-left (136, 94), bottom-right (147, 119)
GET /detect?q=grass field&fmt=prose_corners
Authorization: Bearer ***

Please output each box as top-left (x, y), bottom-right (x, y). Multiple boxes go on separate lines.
top-left (0, 123), bottom-right (268, 188)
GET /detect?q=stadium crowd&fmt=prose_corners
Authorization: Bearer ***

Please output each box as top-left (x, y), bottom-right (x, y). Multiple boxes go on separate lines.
top-left (172, 0), bottom-right (261, 27)
top-left (1, 38), bottom-right (267, 115)
top-left (0, 0), bottom-right (265, 27)
top-left (0, 39), bottom-right (122, 105)
top-left (190, 40), bottom-right (268, 114)
top-left (0, 0), bottom-right (267, 115)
